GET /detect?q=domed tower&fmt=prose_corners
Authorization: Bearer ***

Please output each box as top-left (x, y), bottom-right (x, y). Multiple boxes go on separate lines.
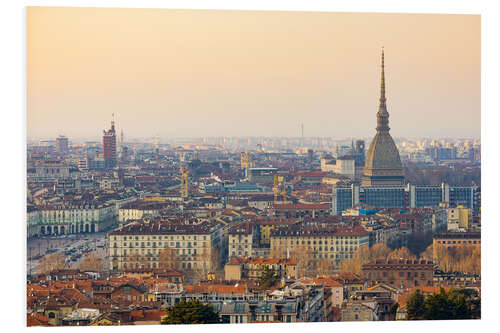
top-left (362, 48), bottom-right (404, 187)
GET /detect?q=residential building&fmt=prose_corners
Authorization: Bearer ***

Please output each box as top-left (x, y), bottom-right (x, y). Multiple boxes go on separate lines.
top-left (224, 257), bottom-right (297, 281)
top-left (270, 225), bottom-right (370, 269)
top-left (228, 223), bottom-right (254, 258)
top-left (362, 259), bottom-right (434, 290)
top-left (108, 219), bottom-right (227, 272)
top-left (27, 201), bottom-right (116, 237)
top-left (433, 232), bottom-right (481, 250)
top-left (447, 206), bottom-right (472, 231)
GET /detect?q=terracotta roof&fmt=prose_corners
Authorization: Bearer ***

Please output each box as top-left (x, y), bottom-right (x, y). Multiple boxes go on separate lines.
top-left (271, 203), bottom-right (330, 210)
top-left (27, 313), bottom-right (52, 327)
top-left (183, 283), bottom-right (247, 294)
top-left (227, 257), bottom-right (297, 266)
top-left (131, 309), bottom-right (168, 322)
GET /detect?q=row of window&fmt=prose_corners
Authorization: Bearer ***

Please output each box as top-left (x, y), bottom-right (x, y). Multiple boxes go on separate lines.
top-left (274, 239), bottom-right (359, 245)
top-left (113, 241), bottom-right (205, 248)
top-left (115, 247), bottom-right (202, 256)
top-left (437, 240), bottom-right (479, 244)
top-left (113, 235), bottom-right (208, 241)
top-left (367, 271), bottom-right (429, 279)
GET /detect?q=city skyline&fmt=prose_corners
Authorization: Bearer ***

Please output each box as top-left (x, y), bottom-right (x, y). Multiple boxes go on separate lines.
top-left (28, 8), bottom-right (480, 139)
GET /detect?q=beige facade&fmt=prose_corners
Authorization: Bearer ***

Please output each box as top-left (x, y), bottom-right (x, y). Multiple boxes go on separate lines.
top-left (447, 206), bottom-right (472, 232)
top-left (108, 220), bottom-right (227, 273)
top-left (341, 301), bottom-right (375, 321)
top-left (321, 157), bottom-right (355, 180)
top-left (224, 263), bottom-right (242, 280)
top-left (110, 232), bottom-right (212, 271)
top-left (270, 230), bottom-right (369, 269)
top-left (229, 233), bottom-right (253, 258)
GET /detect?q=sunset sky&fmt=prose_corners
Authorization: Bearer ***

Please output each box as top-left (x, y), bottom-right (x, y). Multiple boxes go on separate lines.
top-left (27, 7), bottom-right (480, 140)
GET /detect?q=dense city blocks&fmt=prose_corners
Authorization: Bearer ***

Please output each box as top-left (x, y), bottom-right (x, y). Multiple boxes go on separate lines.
top-left (26, 14), bottom-right (481, 325)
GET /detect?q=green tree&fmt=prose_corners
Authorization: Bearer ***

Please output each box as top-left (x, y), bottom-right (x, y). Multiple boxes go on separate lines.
top-left (423, 288), bottom-right (455, 320)
top-left (161, 300), bottom-right (221, 325)
top-left (258, 266), bottom-right (279, 289)
top-left (407, 288), bottom-right (480, 321)
top-left (448, 288), bottom-right (481, 319)
top-left (406, 289), bottom-right (426, 320)
top-left (390, 303), bottom-right (399, 316)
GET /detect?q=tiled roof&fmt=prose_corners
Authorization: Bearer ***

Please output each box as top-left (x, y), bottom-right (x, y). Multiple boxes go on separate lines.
top-left (27, 313), bottom-right (52, 327)
top-left (270, 203), bottom-right (330, 210)
top-left (183, 283), bottom-right (247, 294)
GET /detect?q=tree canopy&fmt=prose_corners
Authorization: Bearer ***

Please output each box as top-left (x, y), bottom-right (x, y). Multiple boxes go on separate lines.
top-left (258, 266), bottom-right (279, 289)
top-left (407, 288), bottom-right (480, 320)
top-left (161, 300), bottom-right (221, 325)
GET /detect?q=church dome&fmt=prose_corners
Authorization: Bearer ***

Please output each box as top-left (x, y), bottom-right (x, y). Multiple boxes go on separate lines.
top-left (364, 131), bottom-right (402, 172)
top-left (362, 48), bottom-right (404, 187)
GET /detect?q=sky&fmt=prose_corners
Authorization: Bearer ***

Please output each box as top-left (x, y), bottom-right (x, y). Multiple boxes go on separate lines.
top-left (27, 7), bottom-right (480, 140)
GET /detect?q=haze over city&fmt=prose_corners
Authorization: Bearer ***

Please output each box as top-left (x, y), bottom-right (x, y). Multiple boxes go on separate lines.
top-left (24, 6), bottom-right (483, 327)
top-left (27, 8), bottom-right (480, 140)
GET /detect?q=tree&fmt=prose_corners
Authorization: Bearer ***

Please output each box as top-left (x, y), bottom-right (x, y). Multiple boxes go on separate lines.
top-left (339, 256), bottom-right (363, 275)
top-left (80, 252), bottom-right (105, 272)
top-left (158, 247), bottom-right (179, 270)
top-left (126, 252), bottom-right (144, 269)
top-left (161, 300), bottom-right (221, 325)
top-left (423, 288), bottom-right (456, 320)
top-left (339, 244), bottom-right (371, 275)
top-left (294, 244), bottom-right (315, 278)
top-left (387, 246), bottom-right (416, 260)
top-left (37, 253), bottom-right (67, 274)
top-left (406, 289), bottom-right (426, 320)
top-left (419, 244), bottom-right (434, 261)
top-left (371, 243), bottom-right (392, 260)
top-left (193, 242), bottom-right (220, 281)
top-left (431, 243), bottom-right (481, 275)
top-left (269, 245), bottom-right (287, 258)
top-left (407, 288), bottom-right (480, 320)
top-left (450, 288), bottom-right (481, 319)
top-left (390, 303), bottom-right (399, 316)
top-left (258, 266), bottom-right (279, 289)
top-left (316, 258), bottom-right (332, 277)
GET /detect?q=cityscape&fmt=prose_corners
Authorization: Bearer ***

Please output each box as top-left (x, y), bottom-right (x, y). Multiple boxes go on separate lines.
top-left (26, 8), bottom-right (480, 327)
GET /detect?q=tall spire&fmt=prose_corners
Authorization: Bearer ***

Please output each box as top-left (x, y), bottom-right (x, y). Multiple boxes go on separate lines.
top-left (376, 47), bottom-right (390, 132)
top-left (380, 47), bottom-right (386, 107)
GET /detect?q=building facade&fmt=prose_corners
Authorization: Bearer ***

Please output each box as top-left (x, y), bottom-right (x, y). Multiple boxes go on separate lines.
top-left (103, 118), bottom-right (117, 169)
top-left (27, 202), bottom-right (116, 237)
top-left (108, 220), bottom-right (226, 272)
top-left (362, 259), bottom-right (434, 289)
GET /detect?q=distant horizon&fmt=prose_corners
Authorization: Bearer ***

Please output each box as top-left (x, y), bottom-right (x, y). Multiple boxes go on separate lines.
top-left (28, 8), bottom-right (480, 139)
top-left (27, 134), bottom-right (481, 142)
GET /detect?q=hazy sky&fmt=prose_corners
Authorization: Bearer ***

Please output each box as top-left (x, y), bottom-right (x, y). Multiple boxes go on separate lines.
top-left (27, 7), bottom-right (480, 140)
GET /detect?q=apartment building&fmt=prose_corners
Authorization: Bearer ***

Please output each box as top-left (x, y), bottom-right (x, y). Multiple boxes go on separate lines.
top-left (228, 223), bottom-right (255, 258)
top-left (269, 225), bottom-right (370, 269)
top-left (27, 201), bottom-right (116, 237)
top-left (362, 259), bottom-right (434, 289)
top-left (108, 219), bottom-right (227, 272)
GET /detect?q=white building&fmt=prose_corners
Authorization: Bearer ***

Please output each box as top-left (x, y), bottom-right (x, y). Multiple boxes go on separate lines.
top-left (321, 155), bottom-right (355, 180)
top-left (27, 202), bottom-right (116, 237)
